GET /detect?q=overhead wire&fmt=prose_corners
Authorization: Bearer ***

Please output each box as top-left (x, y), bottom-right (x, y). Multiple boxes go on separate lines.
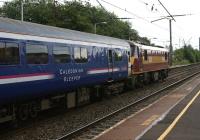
top-left (157, 0), bottom-right (175, 21)
top-left (152, 0), bottom-right (189, 46)
top-left (63, 0), bottom-right (198, 47)
top-left (97, 0), bottom-right (170, 32)
top-left (99, 0), bottom-right (150, 22)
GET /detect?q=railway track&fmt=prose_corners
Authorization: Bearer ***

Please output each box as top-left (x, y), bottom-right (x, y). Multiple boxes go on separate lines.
top-left (56, 66), bottom-right (200, 140)
top-left (1, 63), bottom-right (200, 140)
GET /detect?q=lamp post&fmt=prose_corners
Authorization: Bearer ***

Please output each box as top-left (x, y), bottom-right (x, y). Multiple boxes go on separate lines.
top-left (21, 0), bottom-right (24, 21)
top-left (94, 22), bottom-right (107, 34)
top-left (21, 0), bottom-right (39, 21)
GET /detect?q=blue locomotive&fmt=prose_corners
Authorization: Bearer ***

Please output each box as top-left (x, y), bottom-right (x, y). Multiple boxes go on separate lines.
top-left (0, 18), bottom-right (168, 122)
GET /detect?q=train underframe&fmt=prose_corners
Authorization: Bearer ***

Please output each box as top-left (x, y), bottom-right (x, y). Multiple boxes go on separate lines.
top-left (0, 69), bottom-right (168, 124)
top-left (127, 69), bottom-right (168, 88)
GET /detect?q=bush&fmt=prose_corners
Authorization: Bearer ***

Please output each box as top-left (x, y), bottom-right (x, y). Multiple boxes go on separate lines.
top-left (173, 45), bottom-right (200, 65)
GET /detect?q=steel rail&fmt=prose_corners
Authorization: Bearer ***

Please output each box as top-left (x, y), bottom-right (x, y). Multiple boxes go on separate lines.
top-left (56, 70), bottom-right (200, 140)
top-left (169, 62), bottom-right (200, 70)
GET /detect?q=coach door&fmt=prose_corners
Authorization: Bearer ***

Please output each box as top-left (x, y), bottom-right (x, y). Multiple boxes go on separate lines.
top-left (108, 49), bottom-right (114, 80)
top-left (133, 46), bottom-right (141, 72)
top-left (128, 50), bottom-right (131, 76)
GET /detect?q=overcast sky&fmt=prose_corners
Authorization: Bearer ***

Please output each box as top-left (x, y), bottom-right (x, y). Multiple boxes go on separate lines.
top-left (88, 0), bottom-right (200, 49)
top-left (2, 0), bottom-right (200, 49)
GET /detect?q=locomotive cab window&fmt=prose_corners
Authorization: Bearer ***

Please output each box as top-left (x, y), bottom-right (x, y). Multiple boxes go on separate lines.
top-left (26, 44), bottom-right (48, 64)
top-left (74, 47), bottom-right (88, 63)
top-left (0, 42), bottom-right (19, 65)
top-left (131, 46), bottom-right (135, 57)
top-left (133, 46), bottom-right (139, 58)
top-left (53, 45), bottom-right (70, 63)
top-left (165, 52), bottom-right (168, 60)
top-left (144, 50), bottom-right (148, 61)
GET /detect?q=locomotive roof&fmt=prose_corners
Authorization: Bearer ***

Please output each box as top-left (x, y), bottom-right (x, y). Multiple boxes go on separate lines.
top-left (130, 41), bottom-right (168, 52)
top-left (140, 44), bottom-right (168, 52)
top-left (0, 17), bottom-right (130, 48)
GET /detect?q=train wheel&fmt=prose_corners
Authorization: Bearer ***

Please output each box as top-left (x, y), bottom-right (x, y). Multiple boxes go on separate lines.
top-left (152, 72), bottom-right (159, 82)
top-left (144, 73), bottom-right (150, 84)
top-left (160, 71), bottom-right (166, 81)
top-left (90, 86), bottom-right (102, 102)
top-left (159, 71), bottom-right (164, 81)
top-left (76, 88), bottom-right (90, 106)
top-left (136, 75), bottom-right (143, 88)
top-left (126, 76), bottom-right (136, 90)
top-left (29, 102), bottom-right (39, 118)
top-left (17, 104), bottom-right (29, 121)
top-left (164, 69), bottom-right (168, 78)
top-left (103, 87), bottom-right (112, 97)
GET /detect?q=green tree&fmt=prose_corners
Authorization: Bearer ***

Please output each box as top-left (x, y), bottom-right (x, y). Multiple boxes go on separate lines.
top-left (184, 45), bottom-right (195, 63)
top-left (173, 44), bottom-right (200, 65)
top-left (0, 0), bottom-right (140, 40)
top-left (138, 37), bottom-right (151, 45)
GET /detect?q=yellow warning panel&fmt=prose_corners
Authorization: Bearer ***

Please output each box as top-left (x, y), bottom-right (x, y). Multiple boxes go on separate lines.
top-left (141, 115), bottom-right (159, 126)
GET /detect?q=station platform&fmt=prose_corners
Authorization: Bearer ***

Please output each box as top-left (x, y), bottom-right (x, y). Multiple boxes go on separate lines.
top-left (94, 75), bottom-right (200, 140)
top-left (140, 80), bottom-right (200, 139)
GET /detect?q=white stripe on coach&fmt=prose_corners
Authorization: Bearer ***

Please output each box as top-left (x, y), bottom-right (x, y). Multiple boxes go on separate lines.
top-left (0, 32), bottom-right (129, 50)
top-left (0, 75), bottom-right (54, 85)
top-left (87, 68), bottom-right (120, 75)
top-left (113, 68), bottom-right (120, 72)
top-left (87, 69), bottom-right (109, 74)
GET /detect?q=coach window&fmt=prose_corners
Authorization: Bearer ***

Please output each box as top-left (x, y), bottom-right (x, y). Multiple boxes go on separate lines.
top-left (0, 42), bottom-right (5, 64)
top-left (26, 44), bottom-right (48, 64)
top-left (74, 47), bottom-right (88, 63)
top-left (114, 50), bottom-right (122, 61)
top-left (6, 43), bottom-right (19, 65)
top-left (74, 48), bottom-right (81, 63)
top-left (81, 48), bottom-right (87, 62)
top-left (0, 42), bottom-right (19, 65)
top-left (53, 45), bottom-right (70, 63)
top-left (144, 50), bottom-right (148, 61)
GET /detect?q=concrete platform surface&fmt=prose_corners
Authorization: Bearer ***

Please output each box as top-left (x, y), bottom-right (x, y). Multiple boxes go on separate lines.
top-left (140, 79), bottom-right (200, 139)
top-left (94, 75), bottom-right (200, 140)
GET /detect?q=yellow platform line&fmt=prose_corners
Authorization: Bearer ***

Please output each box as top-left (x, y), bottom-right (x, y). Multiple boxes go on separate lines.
top-left (158, 90), bottom-right (200, 140)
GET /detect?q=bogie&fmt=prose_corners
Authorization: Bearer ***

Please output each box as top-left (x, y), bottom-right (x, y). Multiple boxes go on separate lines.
top-left (17, 104), bottom-right (29, 121)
